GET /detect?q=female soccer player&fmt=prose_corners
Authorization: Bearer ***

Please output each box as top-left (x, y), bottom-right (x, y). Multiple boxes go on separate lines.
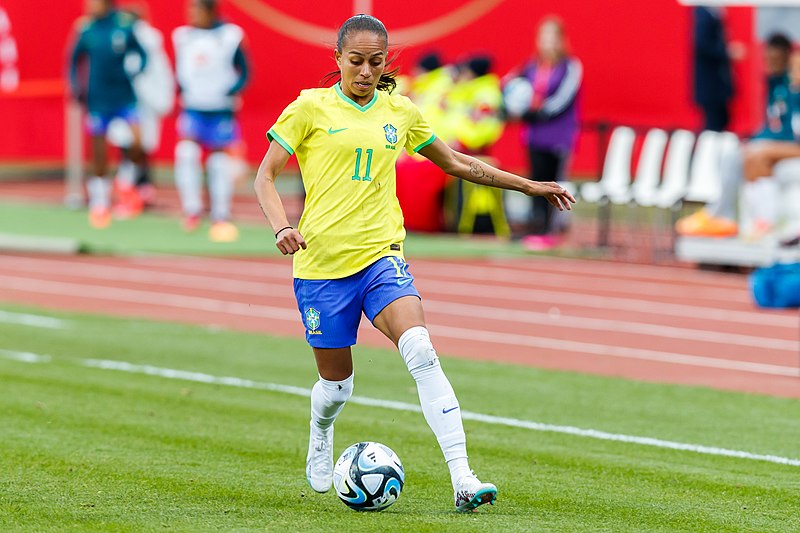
top-left (254, 14), bottom-right (574, 512)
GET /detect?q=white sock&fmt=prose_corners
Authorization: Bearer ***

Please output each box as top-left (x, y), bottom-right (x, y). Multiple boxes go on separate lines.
top-left (207, 151), bottom-right (233, 222)
top-left (116, 160), bottom-right (137, 189)
top-left (175, 140), bottom-right (203, 217)
top-left (744, 178), bottom-right (779, 226)
top-left (310, 374), bottom-right (353, 434)
top-left (398, 326), bottom-right (470, 490)
top-left (87, 176), bottom-right (110, 210)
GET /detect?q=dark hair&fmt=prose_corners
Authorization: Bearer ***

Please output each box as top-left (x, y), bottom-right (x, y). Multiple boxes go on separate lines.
top-left (466, 55), bottom-right (492, 77)
top-left (196, 0), bottom-right (218, 14)
top-left (767, 33), bottom-right (792, 52)
top-left (322, 14), bottom-right (399, 93)
top-left (418, 52), bottom-right (442, 72)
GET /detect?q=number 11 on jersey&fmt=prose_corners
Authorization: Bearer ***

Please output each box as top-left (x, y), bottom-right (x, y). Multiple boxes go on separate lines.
top-left (352, 148), bottom-right (373, 181)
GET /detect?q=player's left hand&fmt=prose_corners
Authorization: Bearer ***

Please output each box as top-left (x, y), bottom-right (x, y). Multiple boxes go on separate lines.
top-left (275, 227), bottom-right (307, 255)
top-left (526, 181), bottom-right (576, 211)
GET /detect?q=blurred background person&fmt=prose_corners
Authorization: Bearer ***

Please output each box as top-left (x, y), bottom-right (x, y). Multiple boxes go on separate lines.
top-left (505, 16), bottom-right (582, 249)
top-left (677, 33), bottom-right (794, 240)
top-left (692, 6), bottom-right (735, 132)
top-left (68, 0), bottom-right (147, 229)
top-left (443, 55), bottom-right (506, 235)
top-left (396, 52), bottom-right (454, 233)
top-left (107, 1), bottom-right (175, 218)
top-left (173, 0), bottom-right (249, 242)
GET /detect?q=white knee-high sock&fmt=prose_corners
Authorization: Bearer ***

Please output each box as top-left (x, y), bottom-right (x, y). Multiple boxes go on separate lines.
top-left (87, 176), bottom-right (111, 210)
top-left (175, 140), bottom-right (203, 217)
top-left (310, 374), bottom-right (353, 434)
top-left (398, 326), bottom-right (471, 489)
top-left (207, 151), bottom-right (233, 222)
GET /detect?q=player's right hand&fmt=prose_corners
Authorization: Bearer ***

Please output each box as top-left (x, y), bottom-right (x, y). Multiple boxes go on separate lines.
top-left (275, 228), bottom-right (307, 255)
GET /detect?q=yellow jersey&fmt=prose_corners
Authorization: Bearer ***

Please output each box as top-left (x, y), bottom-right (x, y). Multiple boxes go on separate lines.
top-left (268, 83), bottom-right (436, 279)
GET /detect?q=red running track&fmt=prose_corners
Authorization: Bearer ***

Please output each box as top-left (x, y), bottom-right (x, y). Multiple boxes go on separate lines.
top-left (0, 253), bottom-right (798, 398)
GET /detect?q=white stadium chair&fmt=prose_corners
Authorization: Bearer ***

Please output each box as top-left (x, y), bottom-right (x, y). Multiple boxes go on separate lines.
top-left (772, 157), bottom-right (800, 237)
top-left (655, 129), bottom-right (696, 209)
top-left (631, 128), bottom-right (668, 206)
top-left (685, 130), bottom-right (725, 204)
top-left (581, 125), bottom-right (635, 204)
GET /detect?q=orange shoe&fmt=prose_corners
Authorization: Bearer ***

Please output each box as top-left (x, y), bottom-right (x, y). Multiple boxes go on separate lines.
top-left (209, 221), bottom-right (239, 243)
top-left (182, 214), bottom-right (202, 232)
top-left (675, 210), bottom-right (737, 237)
top-left (88, 207), bottom-right (111, 229)
top-left (112, 186), bottom-right (144, 220)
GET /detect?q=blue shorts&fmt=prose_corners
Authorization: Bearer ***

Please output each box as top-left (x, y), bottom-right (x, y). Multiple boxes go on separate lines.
top-left (293, 256), bottom-right (421, 348)
top-left (177, 110), bottom-right (240, 150)
top-left (86, 105), bottom-right (138, 136)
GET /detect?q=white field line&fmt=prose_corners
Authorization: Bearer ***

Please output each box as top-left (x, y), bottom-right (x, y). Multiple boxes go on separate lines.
top-left (0, 310), bottom-right (66, 329)
top-left (0, 274), bottom-right (797, 376)
top-left (3, 350), bottom-right (798, 468)
top-left (0, 349), bottom-right (52, 363)
top-left (1, 257), bottom-right (793, 334)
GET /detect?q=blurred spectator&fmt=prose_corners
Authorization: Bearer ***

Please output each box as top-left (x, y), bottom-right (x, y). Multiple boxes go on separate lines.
top-left (677, 35), bottom-right (796, 240)
top-left (443, 56), bottom-right (504, 154)
top-left (505, 16), bottom-right (582, 249)
top-left (173, 0), bottom-right (249, 243)
top-left (68, 0), bottom-right (147, 229)
top-left (395, 52), bottom-right (454, 232)
top-left (107, 1), bottom-right (175, 216)
top-left (407, 52), bottom-right (454, 144)
top-left (0, 3), bottom-right (19, 93)
top-left (692, 6), bottom-right (735, 132)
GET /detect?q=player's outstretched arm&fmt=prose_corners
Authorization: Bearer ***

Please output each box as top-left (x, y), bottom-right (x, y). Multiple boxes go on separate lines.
top-left (418, 137), bottom-right (576, 211)
top-left (254, 142), bottom-right (307, 255)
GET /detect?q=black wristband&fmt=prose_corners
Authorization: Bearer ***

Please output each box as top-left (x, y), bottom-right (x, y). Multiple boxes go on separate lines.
top-left (274, 226), bottom-right (293, 238)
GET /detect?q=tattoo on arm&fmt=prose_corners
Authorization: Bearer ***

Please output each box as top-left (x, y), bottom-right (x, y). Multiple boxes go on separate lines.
top-left (469, 161), bottom-right (495, 184)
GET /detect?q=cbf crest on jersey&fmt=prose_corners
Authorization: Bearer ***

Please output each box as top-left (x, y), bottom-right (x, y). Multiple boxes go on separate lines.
top-left (384, 123), bottom-right (397, 150)
top-left (305, 307), bottom-right (321, 335)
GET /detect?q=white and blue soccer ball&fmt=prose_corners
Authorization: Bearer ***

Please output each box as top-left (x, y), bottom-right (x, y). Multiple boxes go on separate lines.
top-left (503, 76), bottom-right (533, 117)
top-left (333, 441), bottom-right (404, 512)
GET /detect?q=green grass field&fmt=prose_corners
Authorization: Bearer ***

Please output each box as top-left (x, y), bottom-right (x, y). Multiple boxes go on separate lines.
top-left (1, 304), bottom-right (799, 532)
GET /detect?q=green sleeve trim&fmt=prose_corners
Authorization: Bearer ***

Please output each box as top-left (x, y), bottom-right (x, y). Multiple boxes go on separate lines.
top-left (267, 129), bottom-right (294, 155)
top-left (412, 134), bottom-right (437, 153)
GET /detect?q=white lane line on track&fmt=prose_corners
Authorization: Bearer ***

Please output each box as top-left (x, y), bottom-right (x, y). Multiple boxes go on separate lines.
top-left (0, 257), bottom-right (793, 332)
top-left (3, 349), bottom-right (798, 468)
top-left (0, 310), bottom-right (67, 329)
top-left (427, 325), bottom-right (800, 377)
top-left (0, 275), bottom-right (797, 376)
top-left (411, 263), bottom-right (748, 303)
top-left (0, 264), bottom-right (794, 351)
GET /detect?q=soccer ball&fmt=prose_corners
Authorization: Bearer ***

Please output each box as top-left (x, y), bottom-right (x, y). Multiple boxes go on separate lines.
top-left (333, 441), bottom-right (404, 512)
top-left (503, 76), bottom-right (533, 117)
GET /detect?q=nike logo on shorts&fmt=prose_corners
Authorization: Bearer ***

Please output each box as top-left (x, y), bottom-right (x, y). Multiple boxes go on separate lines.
top-left (442, 406), bottom-right (459, 414)
top-left (327, 127), bottom-right (348, 134)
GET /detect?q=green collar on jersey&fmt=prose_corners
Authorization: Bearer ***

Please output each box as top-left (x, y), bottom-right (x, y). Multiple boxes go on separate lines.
top-left (335, 82), bottom-right (378, 112)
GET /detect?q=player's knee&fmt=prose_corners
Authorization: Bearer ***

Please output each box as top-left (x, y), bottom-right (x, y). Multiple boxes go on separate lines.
top-left (398, 326), bottom-right (439, 374)
top-left (175, 139), bottom-right (201, 164)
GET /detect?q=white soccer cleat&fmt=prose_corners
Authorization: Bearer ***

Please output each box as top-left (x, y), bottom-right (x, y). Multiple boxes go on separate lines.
top-left (454, 473), bottom-right (498, 512)
top-left (305, 422), bottom-right (334, 493)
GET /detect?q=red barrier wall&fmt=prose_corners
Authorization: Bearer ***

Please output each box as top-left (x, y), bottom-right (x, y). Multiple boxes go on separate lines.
top-left (0, 0), bottom-right (756, 175)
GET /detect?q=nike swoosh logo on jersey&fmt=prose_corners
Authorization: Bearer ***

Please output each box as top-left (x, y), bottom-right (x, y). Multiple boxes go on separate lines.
top-left (397, 278), bottom-right (413, 287)
top-left (442, 406), bottom-right (459, 414)
top-left (327, 127), bottom-right (348, 134)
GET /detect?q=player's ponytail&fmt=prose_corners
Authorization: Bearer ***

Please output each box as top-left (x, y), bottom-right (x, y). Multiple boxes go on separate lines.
top-left (322, 14), bottom-right (398, 93)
